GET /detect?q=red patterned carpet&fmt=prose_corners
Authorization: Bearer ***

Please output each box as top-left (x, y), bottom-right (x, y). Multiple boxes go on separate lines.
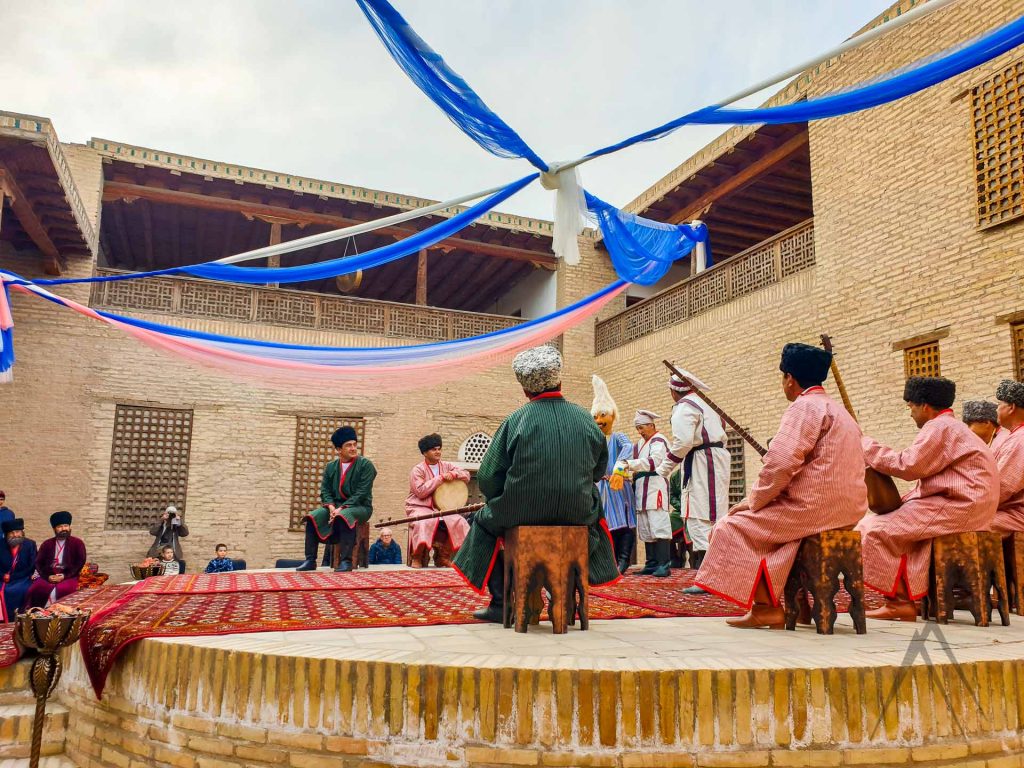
top-left (0, 568), bottom-right (878, 698)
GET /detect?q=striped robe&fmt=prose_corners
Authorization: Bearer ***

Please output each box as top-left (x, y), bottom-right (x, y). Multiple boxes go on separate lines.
top-left (858, 412), bottom-right (999, 598)
top-left (451, 393), bottom-right (620, 592)
top-left (306, 456), bottom-right (377, 538)
top-left (988, 425), bottom-right (1024, 535)
top-left (625, 431), bottom-right (672, 541)
top-left (599, 432), bottom-right (636, 531)
top-left (406, 460), bottom-right (472, 554)
top-left (695, 388), bottom-right (867, 608)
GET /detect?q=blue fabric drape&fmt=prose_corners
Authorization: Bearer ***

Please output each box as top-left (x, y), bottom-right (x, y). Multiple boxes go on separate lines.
top-left (356, 0), bottom-right (547, 170)
top-left (32, 174), bottom-right (537, 286)
top-left (586, 15), bottom-right (1024, 160)
top-left (586, 193), bottom-right (708, 286)
top-left (0, 286), bottom-right (14, 378)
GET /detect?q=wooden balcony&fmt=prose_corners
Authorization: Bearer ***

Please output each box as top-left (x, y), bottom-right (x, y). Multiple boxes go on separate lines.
top-left (594, 219), bottom-right (815, 354)
top-left (88, 268), bottom-right (523, 341)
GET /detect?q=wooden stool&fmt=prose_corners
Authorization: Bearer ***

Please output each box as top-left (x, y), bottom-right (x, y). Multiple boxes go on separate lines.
top-left (330, 521), bottom-right (371, 570)
top-left (502, 526), bottom-right (589, 634)
top-left (924, 532), bottom-right (1010, 626)
top-left (1004, 532), bottom-right (1024, 616)
top-left (783, 529), bottom-right (866, 635)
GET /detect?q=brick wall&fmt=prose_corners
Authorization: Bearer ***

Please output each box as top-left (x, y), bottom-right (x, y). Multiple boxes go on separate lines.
top-left (594, 0), bottom-right (1024, 494)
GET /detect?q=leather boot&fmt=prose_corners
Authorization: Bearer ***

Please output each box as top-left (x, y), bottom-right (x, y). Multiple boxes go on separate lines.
top-left (617, 528), bottom-right (636, 574)
top-left (433, 537), bottom-right (454, 568)
top-left (638, 543), bottom-right (658, 575)
top-left (865, 599), bottom-right (918, 622)
top-left (473, 552), bottom-right (504, 623)
top-left (296, 522), bottom-right (320, 571)
top-left (691, 550), bottom-right (705, 570)
top-left (410, 546), bottom-right (427, 568)
top-left (652, 539), bottom-right (672, 577)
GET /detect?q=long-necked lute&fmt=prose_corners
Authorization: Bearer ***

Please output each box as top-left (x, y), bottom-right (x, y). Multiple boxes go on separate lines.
top-left (374, 502), bottom-right (485, 529)
top-left (819, 334), bottom-right (902, 514)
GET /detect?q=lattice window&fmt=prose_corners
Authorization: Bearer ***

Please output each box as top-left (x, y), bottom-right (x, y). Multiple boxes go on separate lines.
top-left (972, 58), bottom-right (1024, 229)
top-left (904, 341), bottom-right (941, 378)
top-left (290, 415), bottom-right (366, 531)
top-left (779, 224), bottom-right (816, 276)
top-left (320, 297), bottom-right (386, 335)
top-left (730, 244), bottom-right (777, 298)
top-left (179, 282), bottom-right (252, 320)
top-left (388, 306), bottom-right (448, 340)
top-left (1013, 322), bottom-right (1024, 381)
top-left (458, 432), bottom-right (492, 465)
top-left (255, 292), bottom-right (316, 327)
top-left (101, 279), bottom-right (176, 312)
top-left (726, 431), bottom-right (746, 506)
top-left (689, 271), bottom-right (728, 315)
top-left (106, 405), bottom-right (193, 530)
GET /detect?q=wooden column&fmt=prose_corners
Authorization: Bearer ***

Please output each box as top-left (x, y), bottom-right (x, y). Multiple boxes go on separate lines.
top-left (267, 222), bottom-right (282, 288)
top-left (416, 248), bottom-right (428, 305)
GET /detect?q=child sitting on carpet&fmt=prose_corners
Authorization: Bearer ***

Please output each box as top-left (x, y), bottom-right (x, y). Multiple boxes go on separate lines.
top-left (158, 545), bottom-right (180, 576)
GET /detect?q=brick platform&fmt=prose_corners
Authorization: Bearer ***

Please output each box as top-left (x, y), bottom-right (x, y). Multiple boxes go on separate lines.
top-left (46, 613), bottom-right (1024, 767)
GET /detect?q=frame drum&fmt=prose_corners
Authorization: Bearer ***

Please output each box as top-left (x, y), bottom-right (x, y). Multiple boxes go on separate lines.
top-left (433, 479), bottom-right (469, 511)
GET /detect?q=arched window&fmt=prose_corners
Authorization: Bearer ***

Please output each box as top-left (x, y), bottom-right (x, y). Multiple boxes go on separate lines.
top-left (458, 432), bottom-right (492, 465)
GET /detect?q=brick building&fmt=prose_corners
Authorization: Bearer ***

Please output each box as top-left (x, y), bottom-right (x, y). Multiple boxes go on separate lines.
top-left (1, 0), bottom-right (1022, 572)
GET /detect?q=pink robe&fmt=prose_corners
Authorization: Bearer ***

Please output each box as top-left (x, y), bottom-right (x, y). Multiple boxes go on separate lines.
top-left (991, 425), bottom-right (1024, 535)
top-left (858, 411), bottom-right (999, 598)
top-left (991, 427), bottom-right (1010, 455)
top-left (406, 460), bottom-right (471, 555)
top-left (695, 388), bottom-right (868, 608)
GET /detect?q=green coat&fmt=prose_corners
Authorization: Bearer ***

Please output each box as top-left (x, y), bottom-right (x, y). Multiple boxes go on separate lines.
top-left (669, 470), bottom-right (688, 540)
top-left (452, 394), bottom-right (620, 591)
top-left (306, 456), bottom-right (377, 539)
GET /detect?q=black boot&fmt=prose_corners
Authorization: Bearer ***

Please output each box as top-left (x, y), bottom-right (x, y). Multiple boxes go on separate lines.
top-left (652, 540), bottom-right (671, 578)
top-left (638, 543), bottom-right (658, 575)
top-left (670, 537), bottom-right (683, 569)
top-left (296, 522), bottom-right (320, 571)
top-left (473, 552), bottom-right (504, 623)
top-left (616, 528), bottom-right (636, 574)
top-left (333, 519), bottom-right (356, 573)
top-left (692, 550), bottom-right (705, 569)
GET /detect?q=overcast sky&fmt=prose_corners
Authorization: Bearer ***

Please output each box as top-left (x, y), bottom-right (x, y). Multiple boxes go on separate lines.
top-left (4, 1), bottom-right (892, 220)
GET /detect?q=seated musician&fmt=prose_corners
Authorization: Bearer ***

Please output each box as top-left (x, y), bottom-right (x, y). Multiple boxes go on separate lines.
top-left (962, 400), bottom-right (1003, 448)
top-left (26, 511), bottom-right (87, 608)
top-left (990, 380), bottom-right (1024, 535)
top-left (452, 345), bottom-right (620, 623)
top-left (693, 343), bottom-right (867, 629)
top-left (405, 433), bottom-right (471, 567)
top-left (1, 518), bottom-right (36, 622)
top-left (858, 376), bottom-right (998, 620)
top-left (296, 427), bottom-right (377, 573)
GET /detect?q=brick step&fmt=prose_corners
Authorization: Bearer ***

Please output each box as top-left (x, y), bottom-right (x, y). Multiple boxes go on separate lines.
top-left (0, 757), bottom-right (77, 768)
top-left (0, 663), bottom-right (29, 695)
top-left (0, 702), bottom-right (69, 758)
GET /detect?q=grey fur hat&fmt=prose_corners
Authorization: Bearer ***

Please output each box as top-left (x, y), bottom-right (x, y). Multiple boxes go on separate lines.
top-left (512, 345), bottom-right (562, 393)
top-left (962, 400), bottom-right (998, 425)
top-left (996, 379), bottom-right (1024, 408)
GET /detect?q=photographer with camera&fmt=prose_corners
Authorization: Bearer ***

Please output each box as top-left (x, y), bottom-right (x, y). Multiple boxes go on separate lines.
top-left (147, 504), bottom-right (190, 570)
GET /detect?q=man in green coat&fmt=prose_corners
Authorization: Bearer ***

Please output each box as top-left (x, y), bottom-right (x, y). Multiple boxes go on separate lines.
top-left (452, 345), bottom-right (621, 622)
top-left (296, 426), bottom-right (377, 573)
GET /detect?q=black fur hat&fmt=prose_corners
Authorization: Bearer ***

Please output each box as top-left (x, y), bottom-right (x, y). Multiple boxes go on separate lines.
top-left (417, 433), bottom-right (443, 454)
top-left (49, 510), bottom-right (72, 528)
top-left (1, 518), bottom-right (24, 535)
top-left (779, 343), bottom-right (832, 387)
top-left (903, 376), bottom-right (955, 409)
top-left (331, 426), bottom-right (358, 448)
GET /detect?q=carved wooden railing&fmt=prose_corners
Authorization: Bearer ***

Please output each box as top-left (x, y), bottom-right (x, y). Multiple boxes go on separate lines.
top-left (594, 219), bottom-right (815, 354)
top-left (89, 269), bottom-right (523, 341)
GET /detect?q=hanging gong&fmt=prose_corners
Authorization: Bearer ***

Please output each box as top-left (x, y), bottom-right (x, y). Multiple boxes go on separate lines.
top-left (335, 270), bottom-right (363, 293)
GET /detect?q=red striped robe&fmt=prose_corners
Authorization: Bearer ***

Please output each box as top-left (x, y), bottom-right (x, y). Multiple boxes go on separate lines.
top-left (858, 411), bottom-right (999, 598)
top-left (991, 425), bottom-right (1024, 535)
top-left (695, 388), bottom-right (867, 608)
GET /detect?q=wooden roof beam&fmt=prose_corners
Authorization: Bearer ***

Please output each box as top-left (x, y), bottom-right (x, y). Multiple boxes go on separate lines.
top-left (666, 131), bottom-right (809, 226)
top-left (103, 181), bottom-right (557, 267)
top-left (0, 166), bottom-right (62, 274)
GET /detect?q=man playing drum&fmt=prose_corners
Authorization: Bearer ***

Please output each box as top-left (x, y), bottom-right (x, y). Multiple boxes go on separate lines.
top-left (405, 433), bottom-right (471, 567)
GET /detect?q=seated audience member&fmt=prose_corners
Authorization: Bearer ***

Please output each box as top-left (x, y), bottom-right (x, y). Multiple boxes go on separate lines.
top-left (962, 400), bottom-right (1002, 447)
top-left (0, 491), bottom-right (13, 529)
top-left (148, 505), bottom-right (189, 560)
top-left (991, 380), bottom-right (1024, 535)
top-left (204, 544), bottom-right (235, 574)
top-left (858, 376), bottom-right (999, 621)
top-left (1, 518), bottom-right (37, 622)
top-left (158, 545), bottom-right (180, 576)
top-left (26, 511), bottom-right (87, 608)
top-left (368, 528), bottom-right (403, 565)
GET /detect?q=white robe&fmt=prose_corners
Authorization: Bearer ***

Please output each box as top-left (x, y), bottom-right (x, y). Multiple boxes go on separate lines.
top-left (656, 394), bottom-right (730, 549)
top-left (625, 432), bottom-right (672, 541)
